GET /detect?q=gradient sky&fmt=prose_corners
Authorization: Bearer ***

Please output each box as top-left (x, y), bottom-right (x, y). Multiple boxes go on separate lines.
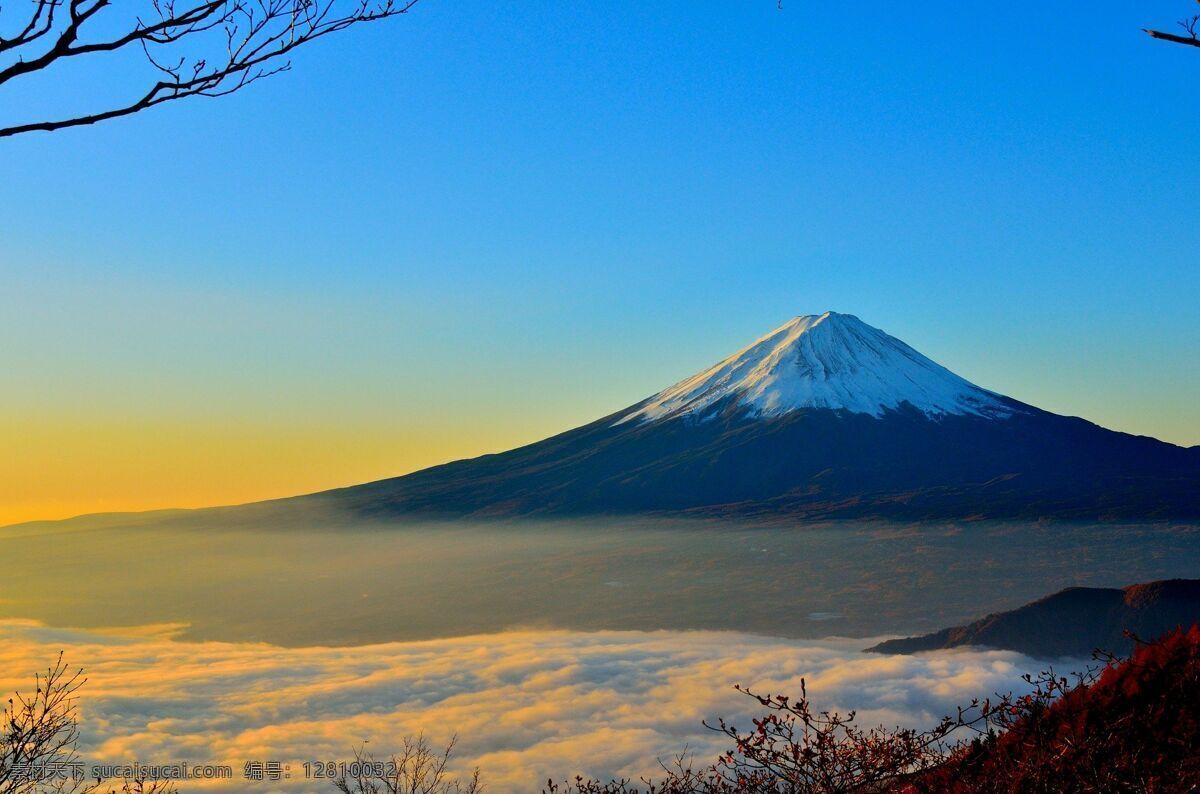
top-left (2, 1), bottom-right (1197, 525)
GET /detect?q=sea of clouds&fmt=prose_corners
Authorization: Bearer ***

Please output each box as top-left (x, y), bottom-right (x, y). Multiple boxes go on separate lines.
top-left (0, 620), bottom-right (1053, 792)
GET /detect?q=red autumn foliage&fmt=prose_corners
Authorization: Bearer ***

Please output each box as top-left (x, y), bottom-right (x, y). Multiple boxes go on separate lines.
top-left (911, 625), bottom-right (1200, 792)
top-left (549, 627), bottom-right (1200, 793)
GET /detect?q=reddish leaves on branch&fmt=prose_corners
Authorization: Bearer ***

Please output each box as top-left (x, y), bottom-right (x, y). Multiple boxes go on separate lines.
top-left (916, 626), bottom-right (1200, 792)
top-left (550, 627), bottom-right (1200, 793)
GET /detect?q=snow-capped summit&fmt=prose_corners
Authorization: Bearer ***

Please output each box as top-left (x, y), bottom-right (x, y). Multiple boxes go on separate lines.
top-left (282, 310), bottom-right (1200, 522)
top-left (618, 312), bottom-right (1013, 425)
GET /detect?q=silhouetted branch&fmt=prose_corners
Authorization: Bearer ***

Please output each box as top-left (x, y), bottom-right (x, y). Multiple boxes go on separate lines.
top-left (333, 735), bottom-right (481, 794)
top-left (0, 654), bottom-right (179, 794)
top-left (1144, 2), bottom-right (1200, 48)
top-left (0, 0), bottom-right (418, 137)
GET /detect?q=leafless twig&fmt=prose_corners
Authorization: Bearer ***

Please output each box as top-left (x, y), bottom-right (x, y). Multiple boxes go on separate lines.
top-left (1144, 0), bottom-right (1200, 49)
top-left (0, 0), bottom-right (418, 137)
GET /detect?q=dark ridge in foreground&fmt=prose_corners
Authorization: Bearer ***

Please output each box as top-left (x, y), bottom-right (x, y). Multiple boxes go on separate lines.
top-left (867, 578), bottom-right (1200, 657)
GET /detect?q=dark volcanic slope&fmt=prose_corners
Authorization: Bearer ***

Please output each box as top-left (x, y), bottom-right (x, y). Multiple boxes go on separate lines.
top-left (291, 313), bottom-right (1200, 523)
top-left (868, 579), bottom-right (1200, 658)
top-left (313, 400), bottom-right (1200, 522)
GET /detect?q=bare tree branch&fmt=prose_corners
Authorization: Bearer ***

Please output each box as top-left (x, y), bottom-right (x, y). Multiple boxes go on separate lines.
top-left (333, 735), bottom-right (482, 794)
top-left (0, 655), bottom-right (179, 794)
top-left (0, 0), bottom-right (418, 138)
top-left (1144, 1), bottom-right (1200, 48)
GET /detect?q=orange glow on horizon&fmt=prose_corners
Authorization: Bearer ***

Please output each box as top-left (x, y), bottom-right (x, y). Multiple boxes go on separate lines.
top-left (0, 416), bottom-right (543, 527)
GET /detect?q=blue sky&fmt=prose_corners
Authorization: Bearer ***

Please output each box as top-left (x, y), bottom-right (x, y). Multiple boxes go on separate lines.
top-left (1, 0), bottom-right (1197, 520)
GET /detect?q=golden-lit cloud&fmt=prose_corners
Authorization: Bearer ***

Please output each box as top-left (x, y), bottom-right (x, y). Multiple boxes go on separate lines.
top-left (0, 620), bottom-right (1049, 792)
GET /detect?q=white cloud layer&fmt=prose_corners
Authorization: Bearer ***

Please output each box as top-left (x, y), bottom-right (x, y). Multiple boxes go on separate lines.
top-left (0, 621), bottom-right (1046, 792)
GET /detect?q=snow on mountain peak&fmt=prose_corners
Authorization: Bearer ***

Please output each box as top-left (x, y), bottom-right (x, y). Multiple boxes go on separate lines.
top-left (617, 312), bottom-right (1013, 425)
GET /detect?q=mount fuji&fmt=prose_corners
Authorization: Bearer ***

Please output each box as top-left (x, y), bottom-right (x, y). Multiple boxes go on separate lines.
top-left (316, 312), bottom-right (1200, 522)
top-left (616, 312), bottom-right (1014, 424)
